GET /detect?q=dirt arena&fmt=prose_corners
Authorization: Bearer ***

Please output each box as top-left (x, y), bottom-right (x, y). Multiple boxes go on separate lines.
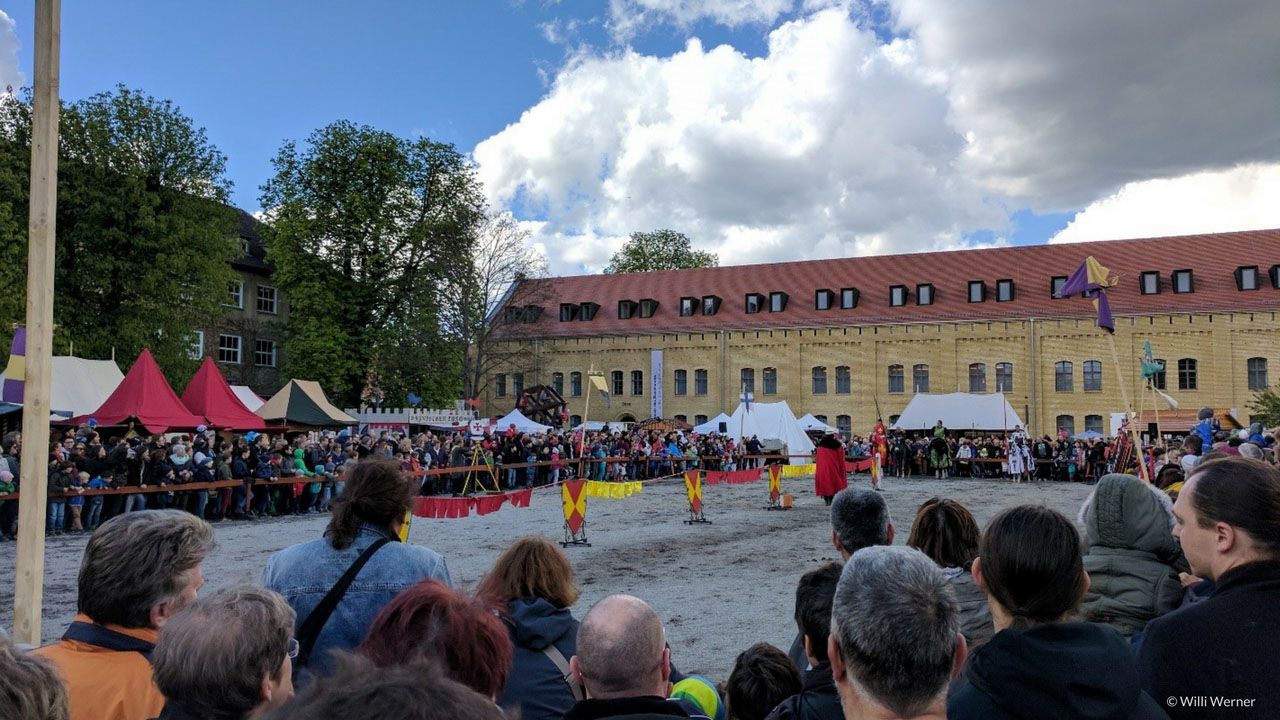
top-left (0, 474), bottom-right (1094, 680)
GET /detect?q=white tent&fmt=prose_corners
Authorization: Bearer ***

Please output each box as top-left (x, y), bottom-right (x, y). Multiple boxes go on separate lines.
top-left (230, 385), bottom-right (265, 412)
top-left (50, 356), bottom-right (125, 417)
top-left (797, 413), bottom-right (837, 433)
top-left (727, 401), bottom-right (816, 455)
top-left (891, 393), bottom-right (1025, 432)
top-left (572, 420), bottom-right (633, 432)
top-left (692, 413), bottom-right (732, 434)
top-left (494, 409), bottom-right (553, 434)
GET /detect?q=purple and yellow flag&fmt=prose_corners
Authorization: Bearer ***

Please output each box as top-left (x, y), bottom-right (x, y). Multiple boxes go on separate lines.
top-left (1058, 257), bottom-right (1117, 332)
top-left (2, 327), bottom-right (25, 404)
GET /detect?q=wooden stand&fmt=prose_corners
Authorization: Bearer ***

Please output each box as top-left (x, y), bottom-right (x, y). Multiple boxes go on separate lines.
top-left (561, 520), bottom-right (590, 547)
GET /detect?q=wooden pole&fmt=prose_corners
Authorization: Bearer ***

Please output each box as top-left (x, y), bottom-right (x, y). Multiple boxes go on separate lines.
top-left (1106, 333), bottom-right (1150, 483)
top-left (13, 0), bottom-right (61, 645)
top-left (578, 365), bottom-right (593, 478)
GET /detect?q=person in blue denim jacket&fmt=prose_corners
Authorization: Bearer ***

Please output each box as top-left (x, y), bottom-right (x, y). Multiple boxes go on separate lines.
top-left (261, 458), bottom-right (450, 682)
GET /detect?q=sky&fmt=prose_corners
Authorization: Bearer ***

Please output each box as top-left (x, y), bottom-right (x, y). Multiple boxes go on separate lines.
top-left (2, 1), bottom-right (1279, 276)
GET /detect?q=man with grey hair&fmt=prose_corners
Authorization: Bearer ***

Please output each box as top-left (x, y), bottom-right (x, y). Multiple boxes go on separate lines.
top-left (566, 594), bottom-right (699, 719)
top-left (827, 546), bottom-right (966, 720)
top-left (35, 509), bottom-right (215, 720)
top-left (153, 585), bottom-right (296, 720)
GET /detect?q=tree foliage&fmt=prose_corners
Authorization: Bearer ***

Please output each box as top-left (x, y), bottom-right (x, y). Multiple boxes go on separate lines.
top-left (0, 86), bottom-right (238, 385)
top-left (260, 121), bottom-right (485, 407)
top-left (1248, 384), bottom-right (1280, 429)
top-left (604, 229), bottom-right (718, 274)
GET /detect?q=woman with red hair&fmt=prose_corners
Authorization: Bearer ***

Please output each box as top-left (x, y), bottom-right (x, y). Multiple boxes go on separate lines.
top-left (357, 580), bottom-right (513, 700)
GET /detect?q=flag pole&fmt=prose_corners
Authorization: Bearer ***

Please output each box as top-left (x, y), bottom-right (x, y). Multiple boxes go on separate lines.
top-left (14, 0), bottom-right (61, 645)
top-left (1106, 334), bottom-right (1150, 483)
top-left (578, 364), bottom-right (593, 475)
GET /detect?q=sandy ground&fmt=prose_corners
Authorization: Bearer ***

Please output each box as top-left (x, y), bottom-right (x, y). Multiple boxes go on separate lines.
top-left (0, 474), bottom-right (1094, 682)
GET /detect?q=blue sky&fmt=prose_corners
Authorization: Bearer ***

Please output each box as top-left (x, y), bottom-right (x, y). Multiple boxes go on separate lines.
top-left (2, 1), bottom-right (1277, 274)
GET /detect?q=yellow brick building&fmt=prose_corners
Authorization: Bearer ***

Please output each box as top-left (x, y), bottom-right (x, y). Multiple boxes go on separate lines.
top-left (487, 229), bottom-right (1280, 439)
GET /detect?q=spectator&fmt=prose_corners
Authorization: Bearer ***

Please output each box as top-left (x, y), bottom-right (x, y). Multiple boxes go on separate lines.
top-left (828, 546), bottom-right (964, 720)
top-left (1077, 473), bottom-right (1187, 637)
top-left (906, 497), bottom-right (993, 649)
top-left (1179, 434), bottom-right (1202, 472)
top-left (357, 580), bottom-right (512, 699)
top-left (948, 505), bottom-right (1166, 719)
top-left (0, 634), bottom-right (69, 720)
top-left (152, 586), bottom-right (296, 720)
top-left (565, 594), bottom-right (699, 720)
top-left (475, 535), bottom-right (584, 720)
top-left (259, 654), bottom-right (505, 720)
top-left (725, 643), bottom-right (802, 720)
top-left (262, 458), bottom-right (451, 680)
top-left (1138, 457), bottom-right (1280, 720)
top-left (34, 510), bottom-right (215, 720)
top-left (766, 563), bottom-right (843, 720)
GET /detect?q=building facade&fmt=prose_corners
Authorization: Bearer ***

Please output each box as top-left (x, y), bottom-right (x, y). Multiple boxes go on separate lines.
top-left (487, 229), bottom-right (1280, 438)
top-left (195, 210), bottom-right (289, 397)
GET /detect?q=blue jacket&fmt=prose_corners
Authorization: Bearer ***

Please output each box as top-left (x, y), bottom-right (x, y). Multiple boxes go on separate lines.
top-left (498, 597), bottom-right (580, 720)
top-left (261, 524), bottom-right (451, 681)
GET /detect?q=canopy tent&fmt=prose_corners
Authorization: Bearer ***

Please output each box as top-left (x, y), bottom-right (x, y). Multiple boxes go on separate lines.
top-left (493, 409), bottom-right (553, 434)
top-left (635, 417), bottom-right (692, 433)
top-left (891, 392), bottom-right (1025, 432)
top-left (797, 413), bottom-right (838, 433)
top-left (230, 385), bottom-right (265, 412)
top-left (3, 355), bottom-right (124, 417)
top-left (256, 380), bottom-right (358, 429)
top-left (181, 358), bottom-right (268, 431)
top-left (727, 400), bottom-right (816, 455)
top-left (572, 420), bottom-right (632, 433)
top-left (692, 413), bottom-right (732, 435)
top-left (68, 349), bottom-right (206, 434)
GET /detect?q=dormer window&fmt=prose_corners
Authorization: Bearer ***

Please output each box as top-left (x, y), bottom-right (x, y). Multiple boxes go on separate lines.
top-left (769, 292), bottom-right (788, 313)
top-left (996, 279), bottom-right (1015, 302)
top-left (745, 293), bottom-right (764, 314)
top-left (506, 306), bottom-right (525, 323)
top-left (1051, 276), bottom-right (1067, 298)
top-left (680, 297), bottom-right (697, 316)
top-left (840, 287), bottom-right (859, 309)
top-left (702, 295), bottom-right (722, 316)
top-left (638, 298), bottom-right (659, 318)
top-left (1139, 271), bottom-right (1160, 295)
top-left (968, 281), bottom-right (986, 303)
top-left (521, 305), bottom-right (543, 323)
top-left (815, 289), bottom-right (835, 310)
top-left (1172, 270), bottom-right (1194, 294)
top-left (889, 285), bottom-right (908, 307)
top-left (1236, 266), bottom-right (1259, 291)
top-left (559, 303), bottom-right (579, 322)
top-left (916, 284), bottom-right (934, 305)
top-left (580, 302), bottom-right (600, 321)
top-left (618, 300), bottom-right (638, 319)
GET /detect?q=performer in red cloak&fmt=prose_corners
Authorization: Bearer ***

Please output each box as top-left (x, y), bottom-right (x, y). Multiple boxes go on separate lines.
top-left (815, 433), bottom-right (848, 505)
top-left (871, 420), bottom-right (888, 492)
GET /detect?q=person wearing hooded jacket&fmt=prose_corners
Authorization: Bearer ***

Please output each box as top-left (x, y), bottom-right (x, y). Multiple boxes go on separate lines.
top-left (948, 505), bottom-right (1167, 720)
top-left (1078, 473), bottom-right (1188, 637)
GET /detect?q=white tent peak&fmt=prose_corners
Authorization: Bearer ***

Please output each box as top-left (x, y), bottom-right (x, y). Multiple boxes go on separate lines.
top-left (727, 401), bottom-right (815, 455)
top-left (891, 392), bottom-right (1025, 432)
top-left (494, 409), bottom-right (553, 434)
top-left (692, 413), bottom-right (732, 435)
top-left (797, 413), bottom-right (837, 433)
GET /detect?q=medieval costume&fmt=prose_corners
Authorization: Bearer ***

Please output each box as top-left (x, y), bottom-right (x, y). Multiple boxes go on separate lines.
top-left (815, 434), bottom-right (848, 503)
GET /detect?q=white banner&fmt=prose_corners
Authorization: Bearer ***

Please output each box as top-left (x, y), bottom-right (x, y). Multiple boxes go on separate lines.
top-left (651, 349), bottom-right (664, 418)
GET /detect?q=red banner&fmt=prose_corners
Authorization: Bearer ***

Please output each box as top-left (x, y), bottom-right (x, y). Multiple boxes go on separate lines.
top-left (704, 468), bottom-right (760, 485)
top-left (849, 458), bottom-right (873, 473)
top-left (412, 488), bottom-right (534, 519)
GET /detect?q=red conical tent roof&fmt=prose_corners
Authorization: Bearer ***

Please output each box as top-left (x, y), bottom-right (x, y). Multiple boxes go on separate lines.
top-left (181, 357), bottom-right (268, 431)
top-left (70, 349), bottom-right (207, 434)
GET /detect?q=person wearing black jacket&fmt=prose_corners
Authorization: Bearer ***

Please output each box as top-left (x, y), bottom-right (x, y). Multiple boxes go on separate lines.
top-left (766, 563), bottom-right (843, 720)
top-left (948, 505), bottom-right (1167, 720)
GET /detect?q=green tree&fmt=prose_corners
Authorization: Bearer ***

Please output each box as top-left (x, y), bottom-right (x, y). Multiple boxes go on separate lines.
top-left (261, 121), bottom-right (485, 407)
top-left (1248, 384), bottom-right (1280, 428)
top-left (604, 229), bottom-right (718, 274)
top-left (0, 86), bottom-right (238, 385)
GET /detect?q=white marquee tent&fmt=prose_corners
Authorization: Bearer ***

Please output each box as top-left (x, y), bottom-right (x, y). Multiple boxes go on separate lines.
top-left (797, 413), bottom-right (837, 433)
top-left (692, 413), bottom-right (732, 435)
top-left (727, 401), bottom-right (815, 455)
top-left (230, 385), bottom-right (265, 412)
top-left (50, 356), bottom-right (125, 417)
top-left (891, 392), bottom-right (1025, 432)
top-left (494, 409), bottom-right (553, 434)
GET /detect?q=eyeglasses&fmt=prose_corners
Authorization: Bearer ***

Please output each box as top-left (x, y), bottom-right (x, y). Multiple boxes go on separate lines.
top-left (287, 638), bottom-right (299, 659)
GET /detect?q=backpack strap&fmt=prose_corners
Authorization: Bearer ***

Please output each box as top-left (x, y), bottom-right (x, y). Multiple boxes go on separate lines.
top-left (294, 537), bottom-right (392, 668)
top-left (541, 643), bottom-right (587, 701)
top-left (62, 621), bottom-right (155, 661)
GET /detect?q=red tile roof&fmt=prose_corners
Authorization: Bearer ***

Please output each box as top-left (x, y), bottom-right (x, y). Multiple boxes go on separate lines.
top-left (496, 229), bottom-right (1280, 339)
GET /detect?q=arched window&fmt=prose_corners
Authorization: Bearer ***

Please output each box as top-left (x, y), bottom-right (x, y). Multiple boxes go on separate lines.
top-left (763, 367), bottom-right (778, 395)
top-left (888, 365), bottom-right (904, 394)
top-left (551, 372), bottom-right (564, 395)
top-left (1178, 358), bottom-right (1197, 391)
top-left (836, 415), bottom-right (852, 438)
top-left (1083, 360), bottom-right (1102, 392)
top-left (968, 363), bottom-right (987, 393)
top-left (1248, 357), bottom-right (1269, 390)
top-left (1056, 415), bottom-right (1075, 437)
top-left (995, 362), bottom-right (1013, 392)
top-left (835, 366), bottom-right (851, 394)
top-left (741, 368), bottom-right (755, 394)
top-left (812, 366), bottom-right (828, 394)
top-left (1054, 361), bottom-right (1073, 392)
top-left (570, 372), bottom-right (582, 397)
top-left (694, 369), bottom-right (709, 395)
top-left (630, 370), bottom-right (644, 395)
top-left (913, 364), bottom-right (929, 393)
top-left (674, 369), bottom-right (688, 396)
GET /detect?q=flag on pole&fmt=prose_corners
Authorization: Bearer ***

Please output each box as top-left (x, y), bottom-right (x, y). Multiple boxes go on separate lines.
top-left (1057, 256), bottom-right (1117, 332)
top-left (589, 373), bottom-right (611, 408)
top-left (740, 383), bottom-right (753, 412)
top-left (2, 326), bottom-right (26, 404)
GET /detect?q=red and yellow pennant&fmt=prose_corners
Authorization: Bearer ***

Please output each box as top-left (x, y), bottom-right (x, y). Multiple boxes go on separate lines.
top-left (562, 479), bottom-right (587, 535)
top-left (684, 470), bottom-right (703, 514)
top-left (768, 464), bottom-right (781, 504)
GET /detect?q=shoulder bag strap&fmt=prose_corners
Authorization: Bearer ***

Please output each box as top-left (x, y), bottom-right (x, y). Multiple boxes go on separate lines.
top-left (294, 537), bottom-right (392, 668)
top-left (541, 643), bottom-right (587, 701)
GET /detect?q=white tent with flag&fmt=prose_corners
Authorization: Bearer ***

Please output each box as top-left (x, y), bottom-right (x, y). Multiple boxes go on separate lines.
top-left (797, 413), bottom-right (837, 433)
top-left (493, 409), bottom-right (553, 434)
top-left (692, 413), bottom-right (732, 435)
top-left (891, 392), bottom-right (1025, 432)
top-left (727, 400), bottom-right (815, 455)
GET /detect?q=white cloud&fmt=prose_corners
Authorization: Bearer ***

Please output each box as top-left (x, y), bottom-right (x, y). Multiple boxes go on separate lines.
top-left (475, 9), bottom-right (1002, 274)
top-left (608, 0), bottom-right (798, 39)
top-left (0, 10), bottom-right (22, 94)
top-left (1050, 164), bottom-right (1280, 244)
top-left (887, 0), bottom-right (1280, 209)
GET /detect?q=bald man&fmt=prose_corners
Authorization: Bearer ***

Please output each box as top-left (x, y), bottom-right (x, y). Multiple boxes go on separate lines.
top-left (565, 594), bottom-right (702, 720)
